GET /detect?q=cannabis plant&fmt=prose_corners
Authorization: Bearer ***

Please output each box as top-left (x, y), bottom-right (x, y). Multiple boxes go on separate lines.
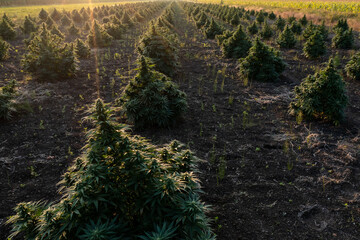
top-left (22, 23), bottom-right (78, 81)
top-left (68, 23), bottom-right (80, 37)
top-left (138, 25), bottom-right (179, 77)
top-left (75, 38), bottom-right (91, 59)
top-left (216, 29), bottom-right (233, 46)
top-left (0, 38), bottom-right (9, 60)
top-left (289, 58), bottom-right (348, 125)
top-left (38, 8), bottom-right (49, 22)
top-left (21, 16), bottom-right (37, 35)
top-left (277, 25), bottom-right (296, 48)
top-left (204, 18), bottom-right (223, 39)
top-left (121, 57), bottom-right (187, 128)
top-left (51, 25), bottom-right (64, 39)
top-left (332, 28), bottom-right (354, 49)
top-left (87, 20), bottom-right (113, 48)
top-left (260, 21), bottom-right (273, 40)
top-left (8, 98), bottom-right (214, 239)
top-left (0, 80), bottom-right (17, 120)
top-left (275, 16), bottom-right (286, 31)
top-left (239, 38), bottom-right (286, 82)
top-left (247, 21), bottom-right (258, 35)
top-left (2, 14), bottom-right (15, 27)
top-left (303, 30), bottom-right (326, 59)
top-left (0, 19), bottom-right (16, 40)
top-left (345, 52), bottom-right (360, 81)
top-left (221, 25), bottom-right (251, 58)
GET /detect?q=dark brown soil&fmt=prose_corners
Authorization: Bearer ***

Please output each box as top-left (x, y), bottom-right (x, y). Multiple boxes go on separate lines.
top-left (1, 4), bottom-right (360, 240)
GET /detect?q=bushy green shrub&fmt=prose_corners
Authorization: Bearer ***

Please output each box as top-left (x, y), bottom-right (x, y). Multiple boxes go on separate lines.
top-left (332, 28), bottom-right (353, 49)
top-left (0, 19), bottom-right (16, 40)
top-left (277, 25), bottom-right (296, 48)
top-left (138, 26), bottom-right (178, 77)
top-left (204, 18), bottom-right (223, 39)
top-left (256, 11), bottom-right (265, 24)
top-left (50, 8), bottom-right (62, 22)
top-left (195, 12), bottom-right (208, 29)
top-left (45, 17), bottom-right (55, 28)
top-left (8, 97), bottom-right (214, 239)
top-left (75, 38), bottom-right (91, 59)
top-left (238, 37), bottom-right (286, 82)
top-left (68, 23), bottom-right (80, 37)
top-left (0, 80), bottom-right (17, 120)
top-left (2, 14), bottom-right (15, 28)
top-left (260, 21), bottom-right (273, 40)
top-left (105, 22), bottom-right (125, 40)
top-left (216, 29), bottom-right (233, 46)
top-left (121, 57), bottom-right (187, 128)
top-left (22, 23), bottom-right (78, 81)
top-left (61, 14), bottom-right (72, 26)
top-left (230, 13), bottom-right (240, 26)
top-left (221, 25), bottom-right (251, 58)
top-left (20, 16), bottom-right (37, 35)
top-left (247, 21), bottom-right (258, 35)
top-left (299, 14), bottom-right (308, 26)
top-left (38, 8), bottom-right (49, 22)
top-left (345, 52), bottom-right (360, 81)
top-left (303, 30), bottom-right (326, 59)
top-left (87, 21), bottom-right (113, 48)
top-left (333, 19), bottom-right (349, 32)
top-left (269, 11), bottom-right (276, 20)
top-left (302, 21), bottom-right (315, 40)
top-left (51, 25), bottom-right (64, 39)
top-left (121, 11), bottom-right (134, 27)
top-left (290, 20), bottom-right (302, 35)
top-left (274, 16), bottom-right (285, 31)
top-left (71, 9), bottom-right (83, 23)
top-left (0, 38), bottom-right (9, 60)
top-left (289, 59), bottom-right (348, 124)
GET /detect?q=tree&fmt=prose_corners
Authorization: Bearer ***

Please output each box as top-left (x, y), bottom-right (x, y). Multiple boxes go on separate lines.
top-left (303, 30), bottom-right (326, 59)
top-left (121, 57), bottom-right (187, 128)
top-left (345, 52), bottom-right (360, 81)
top-left (221, 25), bottom-right (251, 58)
top-left (22, 23), bottom-right (78, 81)
top-left (289, 59), bottom-right (348, 125)
top-left (239, 38), bottom-right (286, 82)
top-left (8, 98), bottom-right (214, 239)
top-left (277, 25), bottom-right (296, 48)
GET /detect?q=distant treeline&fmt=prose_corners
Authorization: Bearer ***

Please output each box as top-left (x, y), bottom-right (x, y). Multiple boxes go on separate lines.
top-left (0, 0), bottom-right (138, 6)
